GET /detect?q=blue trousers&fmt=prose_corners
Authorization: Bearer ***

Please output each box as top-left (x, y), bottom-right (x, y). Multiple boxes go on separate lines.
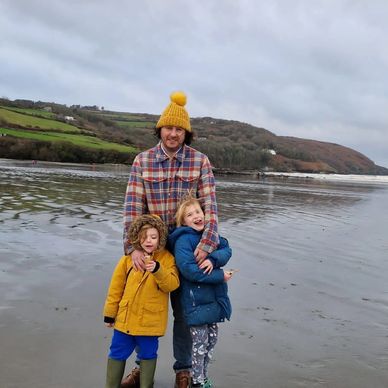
top-left (109, 329), bottom-right (159, 361)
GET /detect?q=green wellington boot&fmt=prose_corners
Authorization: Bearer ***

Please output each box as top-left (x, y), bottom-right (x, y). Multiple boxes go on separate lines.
top-left (139, 358), bottom-right (157, 388)
top-left (106, 358), bottom-right (126, 388)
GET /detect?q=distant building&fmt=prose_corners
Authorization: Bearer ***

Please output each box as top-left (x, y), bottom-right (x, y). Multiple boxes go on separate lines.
top-left (263, 148), bottom-right (277, 155)
top-left (43, 106), bottom-right (52, 112)
top-left (64, 116), bottom-right (75, 121)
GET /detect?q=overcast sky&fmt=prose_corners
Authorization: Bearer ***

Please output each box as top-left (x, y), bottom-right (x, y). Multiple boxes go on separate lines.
top-left (1, 0), bottom-right (387, 167)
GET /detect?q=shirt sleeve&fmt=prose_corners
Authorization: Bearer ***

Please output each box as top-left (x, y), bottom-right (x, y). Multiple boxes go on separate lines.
top-left (197, 155), bottom-right (219, 253)
top-left (208, 237), bottom-right (232, 268)
top-left (123, 155), bottom-right (147, 254)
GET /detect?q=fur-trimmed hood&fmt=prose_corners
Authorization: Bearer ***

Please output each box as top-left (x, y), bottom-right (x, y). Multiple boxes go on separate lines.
top-left (128, 214), bottom-right (168, 251)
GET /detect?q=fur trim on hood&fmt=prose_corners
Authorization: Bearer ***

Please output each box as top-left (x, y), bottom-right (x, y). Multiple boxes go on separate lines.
top-left (128, 214), bottom-right (168, 252)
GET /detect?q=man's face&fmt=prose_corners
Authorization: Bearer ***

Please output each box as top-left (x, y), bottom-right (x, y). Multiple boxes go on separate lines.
top-left (160, 126), bottom-right (186, 154)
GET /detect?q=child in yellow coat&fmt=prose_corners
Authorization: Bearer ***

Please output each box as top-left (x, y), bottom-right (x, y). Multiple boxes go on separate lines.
top-left (103, 214), bottom-right (180, 388)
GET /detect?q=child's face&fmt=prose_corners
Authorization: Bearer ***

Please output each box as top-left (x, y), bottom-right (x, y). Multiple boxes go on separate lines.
top-left (183, 203), bottom-right (205, 232)
top-left (140, 227), bottom-right (160, 254)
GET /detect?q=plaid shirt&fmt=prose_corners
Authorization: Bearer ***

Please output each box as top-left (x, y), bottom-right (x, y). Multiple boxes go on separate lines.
top-left (124, 142), bottom-right (219, 254)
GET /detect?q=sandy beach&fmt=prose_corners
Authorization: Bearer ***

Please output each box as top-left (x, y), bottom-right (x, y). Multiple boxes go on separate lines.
top-left (1, 161), bottom-right (388, 387)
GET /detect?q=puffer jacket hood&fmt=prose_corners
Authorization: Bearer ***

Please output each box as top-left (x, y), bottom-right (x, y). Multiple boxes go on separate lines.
top-left (168, 226), bottom-right (196, 250)
top-left (129, 214), bottom-right (167, 251)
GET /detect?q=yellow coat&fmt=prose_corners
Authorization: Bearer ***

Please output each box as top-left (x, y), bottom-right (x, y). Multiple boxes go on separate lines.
top-left (103, 249), bottom-right (179, 336)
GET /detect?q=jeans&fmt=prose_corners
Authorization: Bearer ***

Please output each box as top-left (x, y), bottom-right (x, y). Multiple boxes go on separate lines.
top-left (171, 288), bottom-right (192, 371)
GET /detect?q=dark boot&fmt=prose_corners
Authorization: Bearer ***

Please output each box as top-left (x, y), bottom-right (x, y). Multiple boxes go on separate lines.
top-left (140, 359), bottom-right (157, 388)
top-left (106, 358), bottom-right (126, 388)
top-left (121, 366), bottom-right (140, 388)
top-left (174, 370), bottom-right (191, 388)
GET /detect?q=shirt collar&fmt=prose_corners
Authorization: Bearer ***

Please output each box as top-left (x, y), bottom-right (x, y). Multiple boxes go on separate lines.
top-left (156, 142), bottom-right (185, 163)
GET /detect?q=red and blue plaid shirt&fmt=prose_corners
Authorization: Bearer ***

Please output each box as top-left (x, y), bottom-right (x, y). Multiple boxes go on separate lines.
top-left (124, 142), bottom-right (219, 254)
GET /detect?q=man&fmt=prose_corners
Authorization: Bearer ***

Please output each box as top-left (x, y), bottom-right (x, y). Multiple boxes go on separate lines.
top-left (122, 91), bottom-right (219, 388)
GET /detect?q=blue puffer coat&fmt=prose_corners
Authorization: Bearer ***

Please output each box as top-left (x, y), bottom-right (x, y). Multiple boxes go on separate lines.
top-left (168, 226), bottom-right (232, 326)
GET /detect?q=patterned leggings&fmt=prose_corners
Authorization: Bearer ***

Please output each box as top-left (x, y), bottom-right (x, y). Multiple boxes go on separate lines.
top-left (190, 323), bottom-right (218, 385)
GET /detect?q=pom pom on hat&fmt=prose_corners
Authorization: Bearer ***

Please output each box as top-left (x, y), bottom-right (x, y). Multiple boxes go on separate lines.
top-left (170, 91), bottom-right (187, 107)
top-left (156, 91), bottom-right (191, 132)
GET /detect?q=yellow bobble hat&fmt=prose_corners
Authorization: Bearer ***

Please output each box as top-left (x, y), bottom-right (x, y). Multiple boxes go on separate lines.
top-left (156, 91), bottom-right (192, 132)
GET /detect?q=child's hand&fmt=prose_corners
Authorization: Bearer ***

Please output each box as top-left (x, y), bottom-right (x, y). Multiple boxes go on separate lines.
top-left (104, 322), bottom-right (114, 328)
top-left (199, 259), bottom-right (213, 274)
top-left (145, 260), bottom-right (156, 272)
top-left (223, 270), bottom-right (233, 282)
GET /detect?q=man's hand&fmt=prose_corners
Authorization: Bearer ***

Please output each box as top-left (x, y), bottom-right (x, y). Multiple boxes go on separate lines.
top-left (199, 259), bottom-right (213, 274)
top-left (131, 249), bottom-right (146, 272)
top-left (104, 322), bottom-right (114, 328)
top-left (194, 247), bottom-right (208, 264)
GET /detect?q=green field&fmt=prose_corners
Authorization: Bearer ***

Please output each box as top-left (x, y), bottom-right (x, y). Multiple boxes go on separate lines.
top-left (1, 106), bottom-right (56, 119)
top-left (0, 107), bottom-right (81, 132)
top-left (0, 128), bottom-right (137, 152)
top-left (84, 110), bottom-right (155, 128)
top-left (116, 120), bottom-right (153, 128)
top-left (93, 112), bottom-right (144, 120)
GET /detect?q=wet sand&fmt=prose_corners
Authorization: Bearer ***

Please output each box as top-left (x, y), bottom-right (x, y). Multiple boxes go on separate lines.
top-left (1, 162), bottom-right (388, 387)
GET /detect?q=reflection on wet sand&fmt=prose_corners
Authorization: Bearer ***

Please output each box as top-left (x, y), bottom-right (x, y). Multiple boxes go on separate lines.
top-left (1, 163), bottom-right (375, 226)
top-left (1, 161), bottom-right (388, 388)
top-left (216, 175), bottom-right (370, 223)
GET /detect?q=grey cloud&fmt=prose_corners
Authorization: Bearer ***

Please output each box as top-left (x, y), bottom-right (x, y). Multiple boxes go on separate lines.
top-left (1, 0), bottom-right (387, 166)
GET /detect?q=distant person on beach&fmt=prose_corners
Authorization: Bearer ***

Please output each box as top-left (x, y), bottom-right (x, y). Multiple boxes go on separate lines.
top-left (103, 214), bottom-right (179, 388)
top-left (168, 196), bottom-right (233, 388)
top-left (122, 91), bottom-right (219, 388)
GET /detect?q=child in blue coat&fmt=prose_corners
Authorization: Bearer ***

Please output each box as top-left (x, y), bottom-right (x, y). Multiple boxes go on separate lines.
top-left (168, 197), bottom-right (233, 388)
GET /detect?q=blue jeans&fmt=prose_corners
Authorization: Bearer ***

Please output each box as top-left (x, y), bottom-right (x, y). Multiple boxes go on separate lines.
top-left (171, 288), bottom-right (192, 371)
